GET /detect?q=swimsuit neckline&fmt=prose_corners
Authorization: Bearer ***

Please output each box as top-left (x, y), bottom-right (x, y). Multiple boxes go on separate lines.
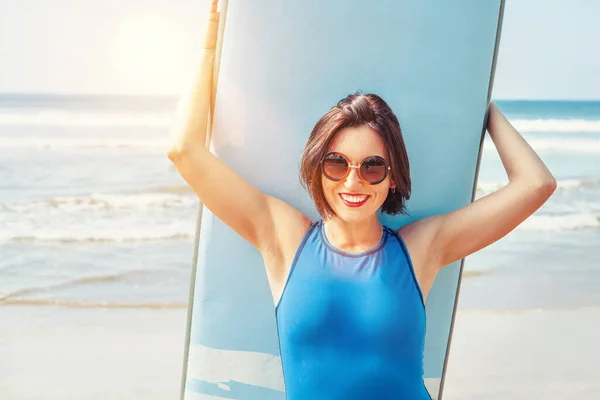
top-left (318, 220), bottom-right (389, 258)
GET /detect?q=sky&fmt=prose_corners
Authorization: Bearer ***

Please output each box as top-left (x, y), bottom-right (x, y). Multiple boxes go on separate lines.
top-left (0, 0), bottom-right (598, 100)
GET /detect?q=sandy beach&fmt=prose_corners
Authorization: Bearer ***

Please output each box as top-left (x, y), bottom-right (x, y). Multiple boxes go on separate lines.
top-left (444, 307), bottom-right (600, 399)
top-left (1, 304), bottom-right (598, 399)
top-left (0, 306), bottom-right (187, 400)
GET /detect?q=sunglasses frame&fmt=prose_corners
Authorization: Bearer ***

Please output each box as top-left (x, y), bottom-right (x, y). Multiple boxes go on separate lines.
top-left (321, 152), bottom-right (391, 185)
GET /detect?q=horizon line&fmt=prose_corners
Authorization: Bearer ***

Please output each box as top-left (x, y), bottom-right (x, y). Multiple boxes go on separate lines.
top-left (0, 91), bottom-right (599, 102)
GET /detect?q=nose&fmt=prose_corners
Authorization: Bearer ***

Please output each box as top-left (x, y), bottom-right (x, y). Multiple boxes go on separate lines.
top-left (343, 166), bottom-right (363, 190)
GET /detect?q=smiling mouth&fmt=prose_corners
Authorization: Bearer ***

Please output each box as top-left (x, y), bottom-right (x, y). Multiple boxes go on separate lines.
top-left (338, 193), bottom-right (370, 207)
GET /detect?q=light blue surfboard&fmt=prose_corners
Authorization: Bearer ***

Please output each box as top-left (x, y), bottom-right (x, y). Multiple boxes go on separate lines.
top-left (182, 1), bottom-right (505, 399)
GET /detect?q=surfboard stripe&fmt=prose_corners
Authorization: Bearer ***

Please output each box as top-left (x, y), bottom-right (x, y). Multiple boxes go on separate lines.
top-left (186, 344), bottom-right (285, 392)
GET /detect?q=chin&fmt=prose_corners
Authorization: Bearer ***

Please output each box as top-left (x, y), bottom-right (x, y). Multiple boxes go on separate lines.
top-left (330, 203), bottom-right (377, 223)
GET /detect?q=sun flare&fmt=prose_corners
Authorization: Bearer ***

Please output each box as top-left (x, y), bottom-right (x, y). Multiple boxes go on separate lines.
top-left (109, 14), bottom-right (192, 94)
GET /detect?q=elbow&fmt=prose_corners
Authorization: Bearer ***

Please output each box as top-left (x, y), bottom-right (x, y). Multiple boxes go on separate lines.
top-left (519, 171), bottom-right (557, 194)
top-left (513, 175), bottom-right (557, 201)
top-left (167, 146), bottom-right (184, 163)
top-left (167, 142), bottom-right (206, 178)
top-left (539, 176), bottom-right (557, 197)
top-left (167, 142), bottom-right (194, 164)
top-left (528, 176), bottom-right (557, 201)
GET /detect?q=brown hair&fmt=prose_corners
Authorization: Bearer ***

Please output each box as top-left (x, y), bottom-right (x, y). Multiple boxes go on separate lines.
top-left (300, 92), bottom-right (411, 219)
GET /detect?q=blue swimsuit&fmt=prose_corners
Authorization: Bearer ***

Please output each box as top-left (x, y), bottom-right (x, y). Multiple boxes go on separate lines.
top-left (275, 220), bottom-right (431, 399)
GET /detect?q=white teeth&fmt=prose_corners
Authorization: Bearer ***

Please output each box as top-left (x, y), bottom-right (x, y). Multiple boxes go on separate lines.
top-left (340, 194), bottom-right (368, 203)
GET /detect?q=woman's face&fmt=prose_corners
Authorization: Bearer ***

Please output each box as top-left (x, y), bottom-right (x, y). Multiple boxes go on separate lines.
top-left (321, 125), bottom-right (395, 222)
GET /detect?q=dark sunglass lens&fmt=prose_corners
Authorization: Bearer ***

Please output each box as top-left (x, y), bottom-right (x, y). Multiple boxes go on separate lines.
top-left (323, 154), bottom-right (348, 180)
top-left (361, 157), bottom-right (387, 183)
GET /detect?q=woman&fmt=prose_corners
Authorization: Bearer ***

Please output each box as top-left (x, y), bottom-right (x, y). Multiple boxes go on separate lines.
top-left (168, 4), bottom-right (557, 399)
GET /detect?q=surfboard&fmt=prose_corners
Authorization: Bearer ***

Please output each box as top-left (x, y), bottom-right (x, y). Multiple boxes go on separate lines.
top-left (181, 1), bottom-right (505, 399)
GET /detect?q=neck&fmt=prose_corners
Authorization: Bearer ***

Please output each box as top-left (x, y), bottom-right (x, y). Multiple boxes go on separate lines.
top-left (322, 215), bottom-right (384, 253)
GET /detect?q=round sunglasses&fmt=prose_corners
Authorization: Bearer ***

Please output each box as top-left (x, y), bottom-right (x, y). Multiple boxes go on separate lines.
top-left (321, 152), bottom-right (390, 185)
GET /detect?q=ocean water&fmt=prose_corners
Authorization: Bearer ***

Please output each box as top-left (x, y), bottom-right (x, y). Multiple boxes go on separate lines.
top-left (0, 94), bottom-right (194, 309)
top-left (1, 94), bottom-right (598, 309)
top-left (0, 94), bottom-right (599, 398)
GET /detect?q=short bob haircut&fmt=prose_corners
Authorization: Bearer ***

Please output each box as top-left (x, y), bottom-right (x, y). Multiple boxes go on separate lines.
top-left (300, 92), bottom-right (411, 220)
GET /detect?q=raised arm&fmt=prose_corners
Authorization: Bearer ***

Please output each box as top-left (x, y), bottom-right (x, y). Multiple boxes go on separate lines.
top-left (166, 2), bottom-right (310, 259)
top-left (403, 102), bottom-right (557, 276)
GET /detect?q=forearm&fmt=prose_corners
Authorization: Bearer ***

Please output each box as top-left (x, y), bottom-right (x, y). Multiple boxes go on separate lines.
top-left (168, 6), bottom-right (219, 153)
top-left (169, 55), bottom-right (214, 151)
top-left (486, 102), bottom-right (556, 187)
